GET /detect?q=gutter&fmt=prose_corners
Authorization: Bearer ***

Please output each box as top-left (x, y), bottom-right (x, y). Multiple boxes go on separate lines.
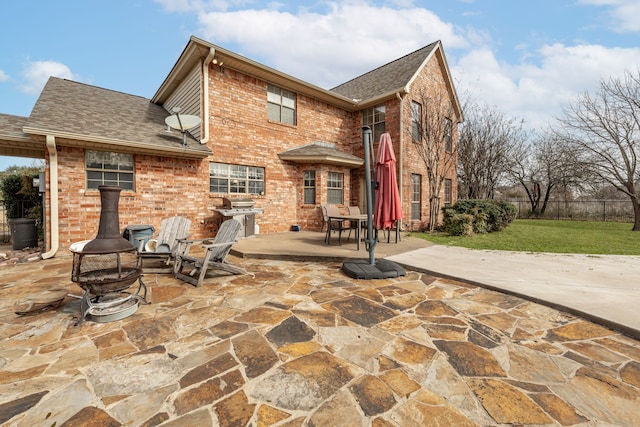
top-left (200, 47), bottom-right (215, 145)
top-left (41, 135), bottom-right (59, 259)
top-left (21, 127), bottom-right (210, 159)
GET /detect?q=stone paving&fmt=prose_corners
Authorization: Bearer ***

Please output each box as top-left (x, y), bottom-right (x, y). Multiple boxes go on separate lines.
top-left (1, 253), bottom-right (640, 426)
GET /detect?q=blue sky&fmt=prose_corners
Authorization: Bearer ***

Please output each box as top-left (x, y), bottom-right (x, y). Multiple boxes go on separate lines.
top-left (2, 0), bottom-right (639, 170)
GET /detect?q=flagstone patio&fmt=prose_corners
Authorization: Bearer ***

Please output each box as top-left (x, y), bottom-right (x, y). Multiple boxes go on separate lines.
top-left (1, 252), bottom-right (639, 426)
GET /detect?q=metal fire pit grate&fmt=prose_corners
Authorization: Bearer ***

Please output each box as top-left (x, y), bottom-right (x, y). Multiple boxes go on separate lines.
top-left (71, 250), bottom-right (142, 295)
top-left (70, 241), bottom-right (148, 323)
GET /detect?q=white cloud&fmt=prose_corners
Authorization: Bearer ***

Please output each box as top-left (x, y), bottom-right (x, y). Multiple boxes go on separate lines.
top-left (196, 2), bottom-right (469, 88)
top-left (453, 43), bottom-right (640, 130)
top-left (20, 60), bottom-right (77, 95)
top-left (578, 0), bottom-right (640, 32)
top-left (0, 69), bottom-right (9, 82)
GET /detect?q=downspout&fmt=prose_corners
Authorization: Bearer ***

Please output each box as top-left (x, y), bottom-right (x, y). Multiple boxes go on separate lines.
top-left (396, 91), bottom-right (404, 231)
top-left (200, 47), bottom-right (216, 144)
top-left (41, 135), bottom-right (59, 259)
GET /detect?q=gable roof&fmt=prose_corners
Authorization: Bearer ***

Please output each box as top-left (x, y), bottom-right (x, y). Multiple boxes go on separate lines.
top-left (23, 77), bottom-right (211, 159)
top-left (331, 42), bottom-right (439, 103)
top-left (153, 36), bottom-right (359, 110)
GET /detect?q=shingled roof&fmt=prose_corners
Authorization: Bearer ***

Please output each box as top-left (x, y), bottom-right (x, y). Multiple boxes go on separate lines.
top-left (331, 42), bottom-right (439, 102)
top-left (278, 142), bottom-right (364, 168)
top-left (23, 78), bottom-right (211, 159)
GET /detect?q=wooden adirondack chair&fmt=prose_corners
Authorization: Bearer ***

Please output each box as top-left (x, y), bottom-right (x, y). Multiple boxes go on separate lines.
top-left (135, 216), bottom-right (191, 273)
top-left (173, 219), bottom-right (252, 287)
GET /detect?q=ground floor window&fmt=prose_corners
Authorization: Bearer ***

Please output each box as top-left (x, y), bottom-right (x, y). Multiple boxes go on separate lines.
top-left (86, 150), bottom-right (134, 190)
top-left (303, 170), bottom-right (316, 205)
top-left (210, 162), bottom-right (265, 195)
top-left (411, 174), bottom-right (421, 220)
top-left (444, 178), bottom-right (452, 205)
top-left (327, 172), bottom-right (343, 204)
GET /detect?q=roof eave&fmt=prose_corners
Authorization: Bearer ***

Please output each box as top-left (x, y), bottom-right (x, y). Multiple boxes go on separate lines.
top-left (0, 136), bottom-right (46, 158)
top-left (22, 127), bottom-right (211, 159)
top-left (278, 154), bottom-right (364, 168)
top-left (356, 88), bottom-right (409, 110)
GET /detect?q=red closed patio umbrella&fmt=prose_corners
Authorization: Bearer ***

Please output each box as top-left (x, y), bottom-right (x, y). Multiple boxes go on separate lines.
top-left (374, 133), bottom-right (403, 231)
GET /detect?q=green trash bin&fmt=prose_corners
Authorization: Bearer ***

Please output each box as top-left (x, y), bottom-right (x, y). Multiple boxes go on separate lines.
top-left (9, 218), bottom-right (38, 250)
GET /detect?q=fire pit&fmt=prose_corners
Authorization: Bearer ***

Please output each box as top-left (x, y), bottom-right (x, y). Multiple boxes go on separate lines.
top-left (70, 185), bottom-right (148, 322)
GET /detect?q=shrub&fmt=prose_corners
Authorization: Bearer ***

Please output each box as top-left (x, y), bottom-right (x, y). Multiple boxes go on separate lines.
top-left (442, 209), bottom-right (474, 236)
top-left (0, 173), bottom-right (41, 219)
top-left (442, 199), bottom-right (517, 235)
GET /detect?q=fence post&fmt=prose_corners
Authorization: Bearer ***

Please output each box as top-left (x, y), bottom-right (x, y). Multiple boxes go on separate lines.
top-left (603, 200), bottom-right (606, 222)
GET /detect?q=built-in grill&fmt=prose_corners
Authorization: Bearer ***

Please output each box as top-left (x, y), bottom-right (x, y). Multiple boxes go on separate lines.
top-left (70, 186), bottom-right (148, 323)
top-left (213, 197), bottom-right (263, 238)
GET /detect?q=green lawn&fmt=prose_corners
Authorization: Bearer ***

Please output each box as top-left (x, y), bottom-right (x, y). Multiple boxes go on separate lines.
top-left (411, 219), bottom-right (640, 255)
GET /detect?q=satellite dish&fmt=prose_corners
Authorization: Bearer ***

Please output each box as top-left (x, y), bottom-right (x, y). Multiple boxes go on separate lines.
top-left (165, 108), bottom-right (201, 146)
top-left (165, 114), bottom-right (201, 131)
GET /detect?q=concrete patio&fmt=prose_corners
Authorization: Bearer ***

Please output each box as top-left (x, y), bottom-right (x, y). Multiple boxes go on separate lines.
top-left (1, 232), bottom-right (639, 426)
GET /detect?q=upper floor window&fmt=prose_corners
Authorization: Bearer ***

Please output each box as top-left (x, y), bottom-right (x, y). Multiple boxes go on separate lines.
top-left (303, 170), bottom-right (316, 205)
top-left (268, 84), bottom-right (296, 125)
top-left (86, 150), bottom-right (134, 190)
top-left (362, 104), bottom-right (386, 143)
top-left (327, 172), bottom-right (343, 205)
top-left (411, 101), bottom-right (422, 142)
top-left (210, 162), bottom-right (265, 195)
top-left (444, 118), bottom-right (452, 152)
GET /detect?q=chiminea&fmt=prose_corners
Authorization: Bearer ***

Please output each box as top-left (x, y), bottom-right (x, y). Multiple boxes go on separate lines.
top-left (70, 185), bottom-right (148, 322)
top-left (82, 185), bottom-right (136, 254)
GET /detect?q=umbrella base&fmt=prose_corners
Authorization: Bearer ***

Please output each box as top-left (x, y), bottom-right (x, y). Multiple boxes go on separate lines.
top-left (341, 259), bottom-right (406, 280)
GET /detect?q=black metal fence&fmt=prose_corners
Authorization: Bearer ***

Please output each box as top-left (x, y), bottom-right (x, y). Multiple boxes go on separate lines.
top-left (507, 199), bottom-right (635, 222)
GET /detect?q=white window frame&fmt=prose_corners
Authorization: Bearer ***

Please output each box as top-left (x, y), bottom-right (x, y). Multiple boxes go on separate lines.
top-left (210, 162), bottom-right (265, 195)
top-left (86, 150), bottom-right (134, 190)
top-left (411, 173), bottom-right (421, 220)
top-left (444, 178), bottom-right (452, 205)
top-left (327, 172), bottom-right (343, 205)
top-left (303, 170), bottom-right (316, 205)
top-left (362, 104), bottom-right (386, 143)
top-left (268, 84), bottom-right (296, 125)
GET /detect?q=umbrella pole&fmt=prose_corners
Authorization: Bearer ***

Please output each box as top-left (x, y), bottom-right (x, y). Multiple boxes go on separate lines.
top-left (362, 126), bottom-right (376, 265)
top-left (340, 128), bottom-right (405, 280)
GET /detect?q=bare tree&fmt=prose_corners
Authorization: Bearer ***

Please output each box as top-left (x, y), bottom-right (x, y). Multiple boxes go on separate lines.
top-left (555, 69), bottom-right (640, 230)
top-left (411, 89), bottom-right (458, 231)
top-left (506, 134), bottom-right (585, 216)
top-left (457, 100), bottom-right (523, 199)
